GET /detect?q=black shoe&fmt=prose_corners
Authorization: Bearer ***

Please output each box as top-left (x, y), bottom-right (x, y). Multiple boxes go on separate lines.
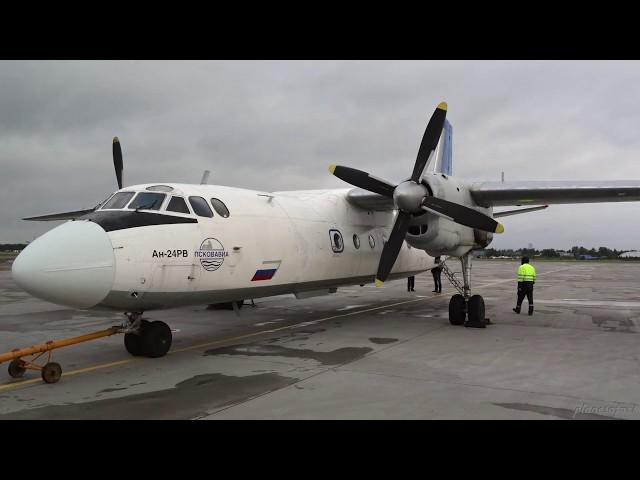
top-left (432, 290), bottom-right (438, 293)
top-left (513, 307), bottom-right (521, 314)
top-left (528, 306), bottom-right (534, 316)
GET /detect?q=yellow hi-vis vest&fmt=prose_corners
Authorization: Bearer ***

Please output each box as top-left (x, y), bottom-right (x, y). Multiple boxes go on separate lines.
top-left (517, 263), bottom-right (536, 282)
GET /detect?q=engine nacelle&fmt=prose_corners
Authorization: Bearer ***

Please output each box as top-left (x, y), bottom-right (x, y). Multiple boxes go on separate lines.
top-left (404, 173), bottom-right (494, 256)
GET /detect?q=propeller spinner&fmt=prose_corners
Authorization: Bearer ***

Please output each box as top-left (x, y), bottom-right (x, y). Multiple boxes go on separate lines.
top-left (329, 102), bottom-right (504, 286)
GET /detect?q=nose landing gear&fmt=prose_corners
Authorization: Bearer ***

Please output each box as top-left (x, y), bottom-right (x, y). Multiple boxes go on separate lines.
top-left (123, 313), bottom-right (172, 358)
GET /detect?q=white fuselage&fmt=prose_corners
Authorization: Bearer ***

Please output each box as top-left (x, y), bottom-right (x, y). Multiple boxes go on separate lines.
top-left (12, 184), bottom-right (435, 312)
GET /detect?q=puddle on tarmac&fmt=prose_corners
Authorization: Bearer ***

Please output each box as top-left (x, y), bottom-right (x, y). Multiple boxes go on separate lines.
top-left (368, 337), bottom-right (398, 344)
top-left (204, 344), bottom-right (372, 365)
top-left (0, 372), bottom-right (297, 420)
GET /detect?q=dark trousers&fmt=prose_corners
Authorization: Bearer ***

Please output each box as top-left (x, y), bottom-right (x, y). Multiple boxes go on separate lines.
top-left (516, 282), bottom-right (534, 306)
top-left (407, 276), bottom-right (415, 291)
top-left (431, 269), bottom-right (442, 292)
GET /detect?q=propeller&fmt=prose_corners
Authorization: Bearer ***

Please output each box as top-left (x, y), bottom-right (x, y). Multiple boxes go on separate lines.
top-left (329, 102), bottom-right (504, 286)
top-left (421, 196), bottom-right (504, 233)
top-left (24, 137), bottom-right (126, 221)
top-left (113, 136), bottom-right (124, 189)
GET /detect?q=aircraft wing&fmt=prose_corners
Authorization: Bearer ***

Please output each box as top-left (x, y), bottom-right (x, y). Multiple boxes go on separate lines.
top-left (23, 208), bottom-right (96, 221)
top-left (469, 181), bottom-right (640, 207)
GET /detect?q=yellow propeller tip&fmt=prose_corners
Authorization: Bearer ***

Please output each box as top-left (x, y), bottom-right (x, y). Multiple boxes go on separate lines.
top-left (437, 102), bottom-right (448, 111)
top-left (113, 137), bottom-right (120, 143)
top-left (328, 165), bottom-right (336, 174)
top-left (375, 279), bottom-right (384, 287)
top-left (495, 223), bottom-right (505, 234)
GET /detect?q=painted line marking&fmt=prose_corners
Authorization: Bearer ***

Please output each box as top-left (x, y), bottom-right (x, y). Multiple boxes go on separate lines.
top-left (0, 268), bottom-right (569, 392)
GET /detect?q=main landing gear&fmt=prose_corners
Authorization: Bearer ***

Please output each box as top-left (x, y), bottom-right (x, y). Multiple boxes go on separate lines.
top-left (445, 254), bottom-right (488, 328)
top-left (122, 312), bottom-right (172, 358)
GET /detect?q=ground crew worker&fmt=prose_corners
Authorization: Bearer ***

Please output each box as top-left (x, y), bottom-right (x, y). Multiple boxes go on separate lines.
top-left (431, 256), bottom-right (442, 293)
top-left (407, 275), bottom-right (415, 292)
top-left (513, 256), bottom-right (536, 315)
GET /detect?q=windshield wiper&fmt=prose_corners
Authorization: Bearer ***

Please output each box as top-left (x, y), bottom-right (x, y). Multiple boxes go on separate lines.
top-left (134, 202), bottom-right (157, 212)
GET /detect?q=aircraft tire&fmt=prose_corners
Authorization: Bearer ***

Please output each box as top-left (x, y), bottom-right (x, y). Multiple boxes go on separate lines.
top-left (124, 333), bottom-right (143, 356)
top-left (141, 321), bottom-right (172, 358)
top-left (466, 295), bottom-right (486, 328)
top-left (449, 294), bottom-right (466, 325)
top-left (124, 319), bottom-right (149, 356)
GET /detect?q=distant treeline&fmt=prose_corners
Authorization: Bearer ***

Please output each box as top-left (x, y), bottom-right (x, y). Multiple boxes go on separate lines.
top-left (0, 244), bottom-right (28, 251)
top-left (482, 246), bottom-right (634, 259)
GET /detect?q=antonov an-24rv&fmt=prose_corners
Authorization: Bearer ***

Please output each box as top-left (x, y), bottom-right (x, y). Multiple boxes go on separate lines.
top-left (12, 102), bottom-right (640, 359)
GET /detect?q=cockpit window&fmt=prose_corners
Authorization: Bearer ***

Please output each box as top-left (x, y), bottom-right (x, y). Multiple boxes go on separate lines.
top-left (101, 192), bottom-right (135, 210)
top-left (166, 196), bottom-right (191, 214)
top-left (188, 196), bottom-right (213, 217)
top-left (210, 198), bottom-right (230, 218)
top-left (128, 192), bottom-right (166, 211)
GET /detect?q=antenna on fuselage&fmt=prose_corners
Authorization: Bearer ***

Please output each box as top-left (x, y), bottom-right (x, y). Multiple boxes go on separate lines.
top-left (200, 170), bottom-right (211, 185)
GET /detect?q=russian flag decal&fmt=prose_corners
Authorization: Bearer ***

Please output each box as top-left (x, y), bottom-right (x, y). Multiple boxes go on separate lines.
top-left (251, 260), bottom-right (281, 281)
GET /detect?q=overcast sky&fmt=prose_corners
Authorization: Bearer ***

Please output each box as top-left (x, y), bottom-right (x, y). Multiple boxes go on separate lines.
top-left (2, 60), bottom-right (640, 250)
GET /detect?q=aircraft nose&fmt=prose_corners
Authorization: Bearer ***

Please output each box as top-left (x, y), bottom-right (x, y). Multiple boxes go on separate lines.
top-left (12, 221), bottom-right (115, 309)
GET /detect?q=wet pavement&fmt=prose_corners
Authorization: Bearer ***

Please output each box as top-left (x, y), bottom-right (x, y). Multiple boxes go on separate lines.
top-left (1, 259), bottom-right (640, 419)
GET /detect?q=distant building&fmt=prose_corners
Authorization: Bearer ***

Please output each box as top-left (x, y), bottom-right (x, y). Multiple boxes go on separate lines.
top-left (619, 251), bottom-right (640, 258)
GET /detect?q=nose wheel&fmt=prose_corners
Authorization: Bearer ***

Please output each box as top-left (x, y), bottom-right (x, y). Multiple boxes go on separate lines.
top-left (123, 314), bottom-right (172, 358)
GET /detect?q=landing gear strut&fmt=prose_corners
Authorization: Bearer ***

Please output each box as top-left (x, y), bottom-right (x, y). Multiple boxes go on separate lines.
top-left (445, 254), bottom-right (487, 328)
top-left (123, 312), bottom-right (172, 358)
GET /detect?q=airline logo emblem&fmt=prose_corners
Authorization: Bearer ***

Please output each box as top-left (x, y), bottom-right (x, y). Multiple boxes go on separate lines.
top-left (195, 238), bottom-right (228, 271)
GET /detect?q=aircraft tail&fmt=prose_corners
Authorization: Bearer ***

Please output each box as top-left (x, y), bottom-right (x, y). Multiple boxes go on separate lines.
top-left (430, 119), bottom-right (453, 176)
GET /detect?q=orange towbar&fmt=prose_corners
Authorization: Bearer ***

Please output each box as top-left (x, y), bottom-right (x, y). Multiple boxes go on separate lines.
top-left (0, 327), bottom-right (121, 384)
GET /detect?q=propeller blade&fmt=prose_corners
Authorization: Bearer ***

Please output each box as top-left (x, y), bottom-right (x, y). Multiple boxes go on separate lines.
top-left (329, 165), bottom-right (396, 198)
top-left (411, 102), bottom-right (448, 182)
top-left (113, 137), bottom-right (123, 189)
top-left (375, 211), bottom-right (412, 286)
top-left (422, 197), bottom-right (504, 233)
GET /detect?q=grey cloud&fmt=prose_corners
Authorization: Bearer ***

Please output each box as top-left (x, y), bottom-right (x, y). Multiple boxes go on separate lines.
top-left (2, 60), bottom-right (640, 250)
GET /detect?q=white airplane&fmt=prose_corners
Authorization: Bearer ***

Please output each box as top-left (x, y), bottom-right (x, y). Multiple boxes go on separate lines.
top-left (12, 102), bottom-right (640, 359)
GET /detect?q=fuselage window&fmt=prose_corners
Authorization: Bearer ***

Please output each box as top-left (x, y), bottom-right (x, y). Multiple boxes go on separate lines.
top-left (210, 198), bottom-right (230, 218)
top-left (189, 196), bottom-right (214, 218)
top-left (101, 191), bottom-right (135, 210)
top-left (368, 234), bottom-right (376, 249)
top-left (329, 229), bottom-right (344, 253)
top-left (353, 234), bottom-right (360, 249)
top-left (128, 192), bottom-right (166, 210)
top-left (166, 196), bottom-right (191, 214)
